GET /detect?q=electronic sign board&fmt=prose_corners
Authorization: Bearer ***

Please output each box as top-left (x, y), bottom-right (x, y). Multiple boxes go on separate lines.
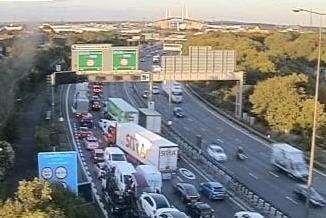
top-left (112, 50), bottom-right (137, 71)
top-left (78, 51), bottom-right (103, 71)
top-left (38, 151), bottom-right (78, 194)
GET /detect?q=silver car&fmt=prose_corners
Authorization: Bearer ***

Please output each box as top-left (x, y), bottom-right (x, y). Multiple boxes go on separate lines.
top-left (207, 144), bottom-right (227, 162)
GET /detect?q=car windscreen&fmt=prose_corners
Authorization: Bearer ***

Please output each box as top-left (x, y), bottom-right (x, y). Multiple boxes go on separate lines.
top-left (310, 188), bottom-right (324, 200)
top-left (111, 154), bottom-right (126, 161)
top-left (172, 91), bottom-right (182, 96)
top-left (211, 147), bottom-right (223, 153)
top-left (185, 185), bottom-right (198, 195)
top-left (212, 187), bottom-right (224, 192)
top-left (88, 139), bottom-right (97, 143)
top-left (153, 196), bottom-right (170, 209)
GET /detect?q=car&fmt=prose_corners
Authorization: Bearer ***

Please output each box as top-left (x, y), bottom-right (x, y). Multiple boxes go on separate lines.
top-left (142, 91), bottom-right (149, 98)
top-left (207, 144), bottom-right (227, 162)
top-left (91, 95), bottom-right (101, 103)
top-left (140, 58), bottom-right (145, 62)
top-left (293, 185), bottom-right (326, 207)
top-left (104, 147), bottom-right (127, 170)
top-left (199, 182), bottom-right (226, 200)
top-left (92, 148), bottom-right (104, 163)
top-left (173, 107), bottom-right (185, 118)
top-left (91, 101), bottom-right (101, 111)
top-left (185, 202), bottom-right (214, 218)
top-left (155, 208), bottom-right (188, 218)
top-left (174, 183), bottom-right (200, 203)
top-left (75, 127), bottom-right (93, 139)
top-left (79, 113), bottom-right (93, 128)
top-left (84, 136), bottom-right (99, 150)
top-left (139, 193), bottom-right (171, 217)
top-left (234, 211), bottom-right (264, 218)
top-left (152, 65), bottom-right (162, 72)
top-left (152, 86), bottom-right (160, 94)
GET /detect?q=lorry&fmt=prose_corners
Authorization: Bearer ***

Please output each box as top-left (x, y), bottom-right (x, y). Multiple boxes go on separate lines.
top-left (162, 82), bottom-right (183, 103)
top-left (73, 83), bottom-right (90, 117)
top-left (271, 143), bottom-right (308, 180)
top-left (138, 108), bottom-right (162, 133)
top-left (136, 164), bottom-right (162, 193)
top-left (107, 123), bottom-right (178, 179)
top-left (107, 98), bottom-right (139, 124)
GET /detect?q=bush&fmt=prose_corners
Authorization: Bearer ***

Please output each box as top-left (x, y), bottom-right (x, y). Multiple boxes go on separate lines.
top-left (35, 126), bottom-right (50, 152)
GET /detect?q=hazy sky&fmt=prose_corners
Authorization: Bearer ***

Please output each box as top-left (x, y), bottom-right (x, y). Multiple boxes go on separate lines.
top-left (0, 0), bottom-right (326, 25)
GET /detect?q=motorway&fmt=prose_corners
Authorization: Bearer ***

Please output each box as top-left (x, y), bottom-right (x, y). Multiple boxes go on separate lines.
top-left (63, 81), bottom-right (243, 217)
top-left (103, 82), bottom-right (242, 217)
top-left (135, 44), bottom-right (326, 218)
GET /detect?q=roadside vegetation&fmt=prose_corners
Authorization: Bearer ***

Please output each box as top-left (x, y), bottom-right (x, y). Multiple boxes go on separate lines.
top-left (185, 32), bottom-right (326, 152)
top-left (0, 178), bottom-right (95, 218)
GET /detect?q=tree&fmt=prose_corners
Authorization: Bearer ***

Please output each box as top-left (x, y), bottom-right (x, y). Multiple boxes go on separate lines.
top-left (0, 178), bottom-right (64, 218)
top-left (0, 141), bottom-right (15, 181)
top-left (250, 74), bottom-right (326, 133)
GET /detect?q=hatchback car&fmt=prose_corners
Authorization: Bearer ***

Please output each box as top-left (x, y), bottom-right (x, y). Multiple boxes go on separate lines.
top-left (152, 86), bottom-right (160, 94)
top-left (139, 193), bottom-right (171, 217)
top-left (75, 127), bottom-right (93, 139)
top-left (142, 91), bottom-right (149, 98)
top-left (174, 183), bottom-right (200, 203)
top-left (155, 208), bottom-right (188, 218)
top-left (293, 185), bottom-right (326, 207)
top-left (173, 107), bottom-right (185, 118)
top-left (207, 144), bottom-right (227, 162)
top-left (84, 136), bottom-right (99, 150)
top-left (185, 202), bottom-right (214, 218)
top-left (199, 182), bottom-right (226, 200)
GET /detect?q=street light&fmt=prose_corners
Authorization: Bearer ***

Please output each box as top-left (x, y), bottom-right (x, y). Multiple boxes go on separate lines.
top-left (292, 8), bottom-right (324, 218)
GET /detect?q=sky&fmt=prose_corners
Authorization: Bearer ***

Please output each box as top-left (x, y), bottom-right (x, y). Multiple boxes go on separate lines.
top-left (0, 0), bottom-right (326, 25)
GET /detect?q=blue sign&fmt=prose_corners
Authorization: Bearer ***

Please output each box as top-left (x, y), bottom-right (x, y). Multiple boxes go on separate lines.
top-left (38, 151), bottom-right (78, 194)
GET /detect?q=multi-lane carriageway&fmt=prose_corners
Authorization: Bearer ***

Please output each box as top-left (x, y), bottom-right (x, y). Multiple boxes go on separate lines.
top-left (64, 80), bottom-right (326, 218)
top-left (64, 83), bottom-right (243, 218)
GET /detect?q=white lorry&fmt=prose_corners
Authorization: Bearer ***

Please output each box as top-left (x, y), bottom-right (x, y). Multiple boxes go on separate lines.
top-left (136, 164), bottom-right (162, 193)
top-left (114, 162), bottom-right (136, 193)
top-left (162, 82), bottom-right (183, 103)
top-left (108, 123), bottom-right (178, 179)
top-left (138, 108), bottom-right (162, 133)
top-left (73, 83), bottom-right (90, 115)
top-left (271, 143), bottom-right (308, 180)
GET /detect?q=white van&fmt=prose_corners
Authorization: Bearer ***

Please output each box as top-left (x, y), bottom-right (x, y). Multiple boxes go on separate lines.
top-left (104, 147), bottom-right (127, 170)
top-left (271, 143), bottom-right (308, 180)
top-left (136, 165), bottom-right (162, 193)
top-left (114, 162), bottom-right (136, 192)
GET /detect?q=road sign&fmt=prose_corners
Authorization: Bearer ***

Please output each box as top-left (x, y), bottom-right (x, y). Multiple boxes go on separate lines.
top-left (113, 50), bottom-right (137, 71)
top-left (78, 50), bottom-right (103, 71)
top-left (140, 73), bottom-right (150, 81)
top-left (38, 151), bottom-right (78, 194)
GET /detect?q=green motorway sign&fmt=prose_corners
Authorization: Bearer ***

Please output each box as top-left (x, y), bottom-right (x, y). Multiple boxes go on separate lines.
top-left (78, 51), bottom-right (103, 71)
top-left (113, 50), bottom-right (137, 71)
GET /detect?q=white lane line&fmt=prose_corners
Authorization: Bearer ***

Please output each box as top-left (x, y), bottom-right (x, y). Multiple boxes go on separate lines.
top-left (200, 127), bottom-right (207, 132)
top-left (249, 173), bottom-right (258, 180)
top-left (216, 138), bottom-right (224, 143)
top-left (269, 171), bottom-right (280, 178)
top-left (180, 155), bottom-right (248, 210)
top-left (177, 176), bottom-right (184, 182)
top-left (185, 88), bottom-right (326, 179)
top-left (187, 118), bottom-right (194, 122)
top-left (184, 126), bottom-right (190, 132)
top-left (286, 196), bottom-right (299, 205)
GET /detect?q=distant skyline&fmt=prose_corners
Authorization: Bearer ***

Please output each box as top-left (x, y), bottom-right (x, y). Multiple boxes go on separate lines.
top-left (0, 0), bottom-right (326, 26)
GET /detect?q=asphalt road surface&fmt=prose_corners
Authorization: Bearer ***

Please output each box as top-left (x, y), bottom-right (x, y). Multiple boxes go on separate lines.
top-left (133, 81), bottom-right (326, 218)
top-left (103, 82), bottom-right (243, 217)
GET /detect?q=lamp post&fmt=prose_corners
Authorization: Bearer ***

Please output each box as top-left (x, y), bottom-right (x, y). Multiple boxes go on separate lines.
top-left (292, 8), bottom-right (324, 218)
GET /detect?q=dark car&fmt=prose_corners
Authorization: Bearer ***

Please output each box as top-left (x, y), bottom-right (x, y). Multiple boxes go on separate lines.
top-left (174, 183), bottom-right (200, 203)
top-left (173, 107), bottom-right (185, 118)
top-left (293, 185), bottom-right (326, 207)
top-left (199, 182), bottom-right (226, 200)
top-left (185, 202), bottom-right (214, 218)
top-left (91, 101), bottom-right (101, 111)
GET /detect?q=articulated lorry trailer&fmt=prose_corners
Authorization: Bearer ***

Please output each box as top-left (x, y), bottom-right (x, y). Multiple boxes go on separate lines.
top-left (107, 122), bottom-right (178, 179)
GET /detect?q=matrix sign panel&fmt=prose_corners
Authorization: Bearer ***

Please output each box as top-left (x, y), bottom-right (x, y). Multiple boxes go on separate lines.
top-left (113, 50), bottom-right (137, 71)
top-left (78, 50), bottom-right (103, 71)
top-left (38, 151), bottom-right (78, 194)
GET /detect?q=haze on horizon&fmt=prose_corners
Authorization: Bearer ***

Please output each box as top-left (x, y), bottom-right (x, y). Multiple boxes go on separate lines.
top-left (0, 0), bottom-right (326, 26)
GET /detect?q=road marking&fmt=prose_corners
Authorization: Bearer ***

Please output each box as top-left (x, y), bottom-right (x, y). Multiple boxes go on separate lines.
top-left (185, 88), bottom-right (326, 179)
top-left (179, 168), bottom-right (196, 180)
top-left (187, 118), bottom-right (193, 122)
top-left (200, 127), bottom-right (207, 132)
top-left (249, 173), bottom-right (258, 180)
top-left (177, 176), bottom-right (184, 182)
top-left (286, 196), bottom-right (299, 205)
top-left (269, 171), bottom-right (279, 178)
top-left (216, 138), bottom-right (224, 143)
top-left (184, 126), bottom-right (190, 132)
top-left (180, 155), bottom-right (248, 210)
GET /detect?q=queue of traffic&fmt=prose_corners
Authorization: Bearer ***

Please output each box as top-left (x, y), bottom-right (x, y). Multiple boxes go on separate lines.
top-left (73, 82), bottom-right (222, 217)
